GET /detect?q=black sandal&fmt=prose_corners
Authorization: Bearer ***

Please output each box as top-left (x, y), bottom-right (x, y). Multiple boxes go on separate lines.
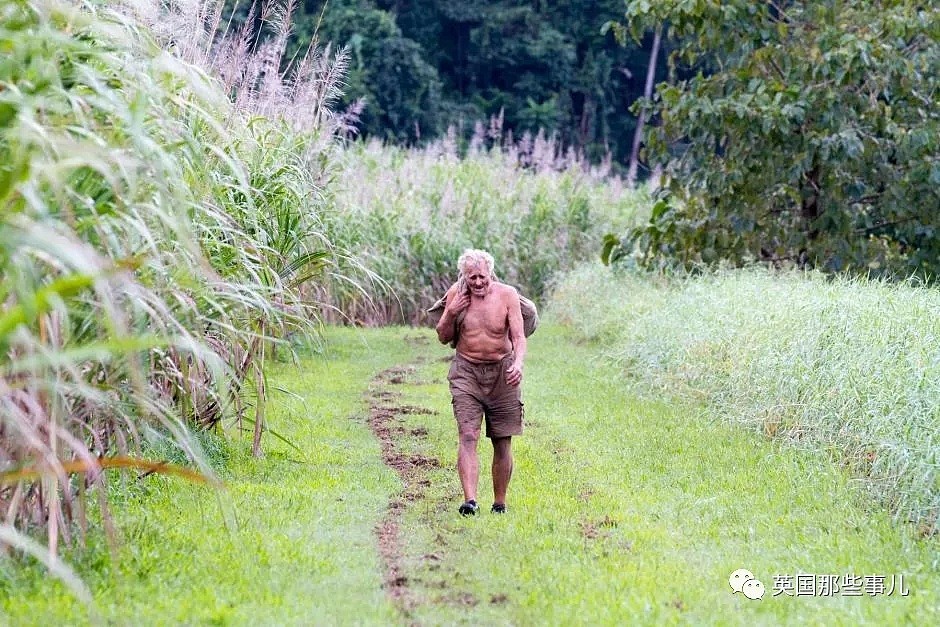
top-left (458, 500), bottom-right (479, 516)
top-left (491, 503), bottom-right (506, 514)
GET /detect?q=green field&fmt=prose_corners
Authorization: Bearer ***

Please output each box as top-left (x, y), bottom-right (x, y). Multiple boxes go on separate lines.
top-left (3, 1), bottom-right (939, 624)
top-left (4, 324), bottom-right (937, 625)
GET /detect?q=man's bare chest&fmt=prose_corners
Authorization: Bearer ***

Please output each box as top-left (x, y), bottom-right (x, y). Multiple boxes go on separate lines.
top-left (462, 300), bottom-right (508, 335)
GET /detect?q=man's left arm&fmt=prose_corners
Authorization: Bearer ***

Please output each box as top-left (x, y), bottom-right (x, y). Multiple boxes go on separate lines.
top-left (505, 288), bottom-right (526, 387)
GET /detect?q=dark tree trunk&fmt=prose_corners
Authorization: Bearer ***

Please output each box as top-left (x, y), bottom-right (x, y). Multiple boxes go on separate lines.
top-left (627, 27), bottom-right (662, 187)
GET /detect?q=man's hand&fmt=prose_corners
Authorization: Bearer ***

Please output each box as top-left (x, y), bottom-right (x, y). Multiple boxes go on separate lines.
top-left (436, 283), bottom-right (470, 345)
top-left (506, 362), bottom-right (523, 387)
top-left (445, 291), bottom-right (470, 317)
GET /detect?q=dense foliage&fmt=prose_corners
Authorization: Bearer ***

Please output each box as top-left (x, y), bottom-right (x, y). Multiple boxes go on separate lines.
top-left (0, 0), bottom-right (352, 564)
top-left (278, 0), bottom-right (664, 164)
top-left (613, 1), bottom-right (940, 279)
top-left (0, 0), bottom-right (645, 570)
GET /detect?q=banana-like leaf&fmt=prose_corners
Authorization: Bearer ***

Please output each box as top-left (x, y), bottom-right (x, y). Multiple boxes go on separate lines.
top-left (600, 233), bottom-right (622, 266)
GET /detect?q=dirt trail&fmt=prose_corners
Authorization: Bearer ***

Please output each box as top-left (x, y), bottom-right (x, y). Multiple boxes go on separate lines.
top-left (366, 363), bottom-right (441, 617)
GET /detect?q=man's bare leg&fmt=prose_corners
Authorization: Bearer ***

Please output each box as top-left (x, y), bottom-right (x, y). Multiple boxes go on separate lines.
top-left (492, 436), bottom-right (513, 507)
top-left (457, 429), bottom-right (481, 503)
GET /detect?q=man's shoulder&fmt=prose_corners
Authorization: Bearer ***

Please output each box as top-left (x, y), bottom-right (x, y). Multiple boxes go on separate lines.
top-left (492, 282), bottom-right (520, 305)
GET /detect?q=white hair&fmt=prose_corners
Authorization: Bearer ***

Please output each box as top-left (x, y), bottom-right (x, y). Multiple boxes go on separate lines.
top-left (457, 249), bottom-right (496, 280)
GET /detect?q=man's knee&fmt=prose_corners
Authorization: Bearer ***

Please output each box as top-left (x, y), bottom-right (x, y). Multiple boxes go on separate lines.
top-left (459, 430), bottom-right (481, 447)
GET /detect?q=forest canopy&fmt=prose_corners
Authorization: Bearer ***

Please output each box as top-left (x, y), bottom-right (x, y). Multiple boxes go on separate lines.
top-left (248, 0), bottom-right (666, 165)
top-left (237, 0), bottom-right (939, 280)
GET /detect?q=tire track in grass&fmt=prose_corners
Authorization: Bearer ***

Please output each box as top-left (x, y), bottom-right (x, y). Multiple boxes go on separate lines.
top-left (367, 362), bottom-right (441, 618)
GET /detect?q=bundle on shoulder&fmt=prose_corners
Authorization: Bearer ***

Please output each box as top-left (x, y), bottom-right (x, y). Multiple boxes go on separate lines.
top-left (426, 286), bottom-right (539, 349)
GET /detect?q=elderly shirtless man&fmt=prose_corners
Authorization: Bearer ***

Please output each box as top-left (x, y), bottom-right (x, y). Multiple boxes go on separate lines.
top-left (436, 249), bottom-right (526, 515)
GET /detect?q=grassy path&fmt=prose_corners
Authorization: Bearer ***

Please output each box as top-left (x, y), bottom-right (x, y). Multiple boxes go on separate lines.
top-left (376, 325), bottom-right (939, 625)
top-left (2, 324), bottom-right (938, 624)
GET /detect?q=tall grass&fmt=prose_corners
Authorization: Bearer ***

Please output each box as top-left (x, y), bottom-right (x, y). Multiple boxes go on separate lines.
top-left (0, 0), bottom-right (352, 569)
top-left (550, 264), bottom-right (940, 530)
top-left (320, 136), bottom-right (650, 325)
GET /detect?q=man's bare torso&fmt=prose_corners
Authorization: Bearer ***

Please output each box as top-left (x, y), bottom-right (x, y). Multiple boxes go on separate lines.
top-left (455, 282), bottom-right (514, 362)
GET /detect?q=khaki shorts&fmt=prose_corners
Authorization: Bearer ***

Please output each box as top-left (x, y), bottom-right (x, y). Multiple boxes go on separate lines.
top-left (447, 352), bottom-right (523, 439)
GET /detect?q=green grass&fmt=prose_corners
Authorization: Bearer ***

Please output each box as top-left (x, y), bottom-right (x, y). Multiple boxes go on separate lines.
top-left (551, 264), bottom-right (940, 529)
top-left (4, 324), bottom-right (937, 624)
top-left (390, 323), bottom-right (939, 625)
top-left (0, 330), bottom-right (412, 625)
top-left (3, 0), bottom-right (650, 571)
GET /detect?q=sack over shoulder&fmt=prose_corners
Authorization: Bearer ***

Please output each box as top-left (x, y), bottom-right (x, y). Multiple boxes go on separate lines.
top-left (426, 288), bottom-right (539, 348)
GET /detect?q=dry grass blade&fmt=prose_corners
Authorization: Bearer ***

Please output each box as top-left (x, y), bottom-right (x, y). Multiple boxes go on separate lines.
top-left (0, 456), bottom-right (220, 486)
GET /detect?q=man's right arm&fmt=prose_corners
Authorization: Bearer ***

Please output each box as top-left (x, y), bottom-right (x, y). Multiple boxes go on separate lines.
top-left (436, 284), bottom-right (465, 344)
top-left (436, 309), bottom-right (457, 344)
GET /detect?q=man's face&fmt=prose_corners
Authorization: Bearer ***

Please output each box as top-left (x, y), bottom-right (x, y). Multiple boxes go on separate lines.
top-left (465, 263), bottom-right (491, 297)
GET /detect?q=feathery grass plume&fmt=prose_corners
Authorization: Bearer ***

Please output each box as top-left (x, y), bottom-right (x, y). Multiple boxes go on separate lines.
top-left (551, 265), bottom-right (940, 530)
top-left (333, 97), bottom-right (366, 140)
top-left (469, 121), bottom-right (486, 153)
top-left (199, 0), bottom-right (350, 137)
top-left (318, 138), bottom-right (649, 325)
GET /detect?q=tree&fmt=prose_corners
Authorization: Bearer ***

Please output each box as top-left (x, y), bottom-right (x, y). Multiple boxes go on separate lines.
top-left (374, 0), bottom-right (662, 162)
top-left (291, 0), bottom-right (442, 142)
top-left (275, 1), bottom-right (667, 163)
top-left (627, 25), bottom-right (660, 187)
top-left (618, 0), bottom-right (940, 279)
